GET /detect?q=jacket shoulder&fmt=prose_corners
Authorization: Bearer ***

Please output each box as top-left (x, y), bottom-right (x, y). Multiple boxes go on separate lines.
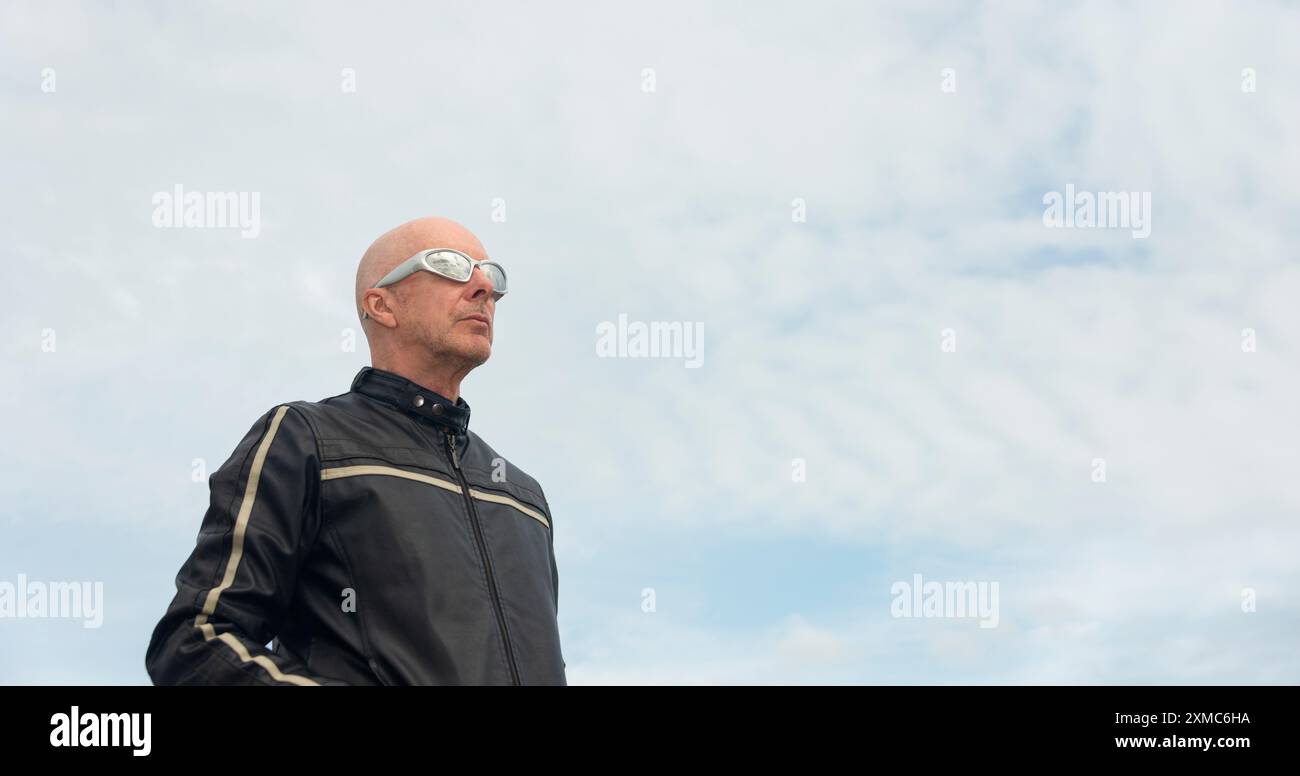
top-left (278, 391), bottom-right (372, 434)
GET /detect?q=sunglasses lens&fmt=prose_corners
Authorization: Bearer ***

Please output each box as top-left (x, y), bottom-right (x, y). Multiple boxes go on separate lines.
top-left (426, 251), bottom-right (472, 280)
top-left (422, 251), bottom-right (506, 297)
top-left (481, 264), bottom-right (507, 296)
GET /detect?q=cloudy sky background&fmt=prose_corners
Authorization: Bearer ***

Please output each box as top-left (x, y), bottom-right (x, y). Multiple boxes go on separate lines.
top-left (2, 0), bottom-right (1298, 683)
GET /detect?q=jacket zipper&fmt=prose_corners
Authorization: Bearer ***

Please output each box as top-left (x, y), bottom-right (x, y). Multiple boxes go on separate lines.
top-left (445, 430), bottom-right (522, 686)
top-left (368, 657), bottom-right (395, 686)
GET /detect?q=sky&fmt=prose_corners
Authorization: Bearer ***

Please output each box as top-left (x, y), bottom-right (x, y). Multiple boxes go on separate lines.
top-left (2, 0), bottom-right (1298, 684)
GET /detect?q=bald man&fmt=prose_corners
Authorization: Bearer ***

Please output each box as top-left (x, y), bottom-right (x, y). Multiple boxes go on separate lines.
top-left (146, 217), bottom-right (567, 686)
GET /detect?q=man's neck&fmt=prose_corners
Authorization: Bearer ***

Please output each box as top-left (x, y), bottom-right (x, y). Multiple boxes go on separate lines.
top-left (370, 356), bottom-right (470, 403)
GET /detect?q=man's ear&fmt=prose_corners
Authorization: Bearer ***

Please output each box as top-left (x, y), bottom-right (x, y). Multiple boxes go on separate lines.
top-left (362, 289), bottom-right (399, 328)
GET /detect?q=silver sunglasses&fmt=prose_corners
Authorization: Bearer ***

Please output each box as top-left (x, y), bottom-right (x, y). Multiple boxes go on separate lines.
top-left (361, 249), bottom-right (507, 320)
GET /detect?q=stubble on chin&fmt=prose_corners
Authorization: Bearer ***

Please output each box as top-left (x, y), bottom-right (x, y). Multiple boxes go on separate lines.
top-left (442, 329), bottom-right (492, 369)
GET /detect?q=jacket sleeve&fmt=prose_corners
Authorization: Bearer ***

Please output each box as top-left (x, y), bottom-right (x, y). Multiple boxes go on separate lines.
top-left (549, 523), bottom-right (560, 616)
top-left (541, 493), bottom-right (559, 616)
top-left (544, 493), bottom-right (566, 671)
top-left (145, 404), bottom-right (342, 686)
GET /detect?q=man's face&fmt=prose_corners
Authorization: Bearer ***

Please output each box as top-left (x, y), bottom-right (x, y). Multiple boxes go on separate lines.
top-left (390, 254), bottom-right (498, 369)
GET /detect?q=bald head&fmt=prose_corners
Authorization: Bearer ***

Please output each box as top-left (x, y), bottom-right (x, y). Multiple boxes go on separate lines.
top-left (353, 216), bottom-right (499, 401)
top-left (355, 216), bottom-right (487, 319)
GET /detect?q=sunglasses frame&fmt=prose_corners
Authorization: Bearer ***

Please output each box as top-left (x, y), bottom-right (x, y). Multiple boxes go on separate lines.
top-left (361, 248), bottom-right (507, 320)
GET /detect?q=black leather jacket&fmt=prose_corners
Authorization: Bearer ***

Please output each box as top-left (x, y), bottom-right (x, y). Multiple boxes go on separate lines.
top-left (145, 367), bottom-right (566, 685)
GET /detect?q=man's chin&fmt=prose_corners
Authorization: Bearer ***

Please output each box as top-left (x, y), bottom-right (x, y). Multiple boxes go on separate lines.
top-left (448, 339), bottom-right (491, 367)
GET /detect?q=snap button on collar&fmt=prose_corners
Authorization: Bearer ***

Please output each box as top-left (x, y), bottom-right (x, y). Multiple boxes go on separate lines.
top-left (351, 367), bottom-right (472, 436)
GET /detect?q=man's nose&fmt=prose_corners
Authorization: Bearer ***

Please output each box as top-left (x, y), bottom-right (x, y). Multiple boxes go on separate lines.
top-left (466, 265), bottom-right (496, 298)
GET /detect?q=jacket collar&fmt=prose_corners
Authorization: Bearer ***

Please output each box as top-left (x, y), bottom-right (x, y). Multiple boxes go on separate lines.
top-left (351, 366), bottom-right (471, 436)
